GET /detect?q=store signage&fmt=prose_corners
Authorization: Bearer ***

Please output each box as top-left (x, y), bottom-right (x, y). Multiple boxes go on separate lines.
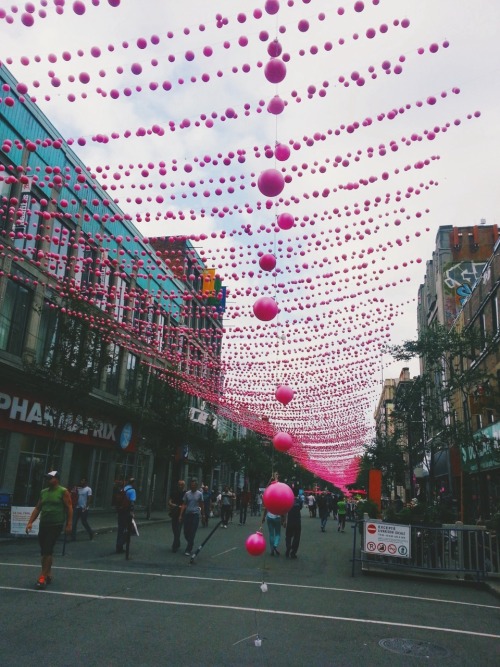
top-left (11, 507), bottom-right (40, 536)
top-left (363, 520), bottom-right (411, 558)
top-left (0, 390), bottom-right (134, 450)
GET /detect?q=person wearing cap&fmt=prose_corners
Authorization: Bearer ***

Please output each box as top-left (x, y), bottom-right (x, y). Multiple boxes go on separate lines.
top-left (115, 477), bottom-right (136, 554)
top-left (26, 471), bottom-right (73, 589)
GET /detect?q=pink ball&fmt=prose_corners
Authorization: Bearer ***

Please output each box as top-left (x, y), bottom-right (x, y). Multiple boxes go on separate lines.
top-left (268, 95), bottom-right (285, 115)
top-left (275, 143), bottom-right (290, 161)
top-left (245, 531), bottom-right (266, 556)
top-left (259, 253), bottom-right (277, 271)
top-left (277, 212), bottom-right (294, 230)
top-left (263, 482), bottom-right (294, 514)
top-left (265, 0), bottom-right (280, 15)
top-left (267, 40), bottom-right (282, 57)
top-left (253, 297), bottom-right (278, 321)
top-left (258, 169), bottom-right (285, 197)
top-left (73, 2), bottom-right (86, 16)
top-left (264, 58), bottom-right (287, 84)
top-left (275, 384), bottom-right (294, 405)
top-left (273, 432), bottom-right (293, 452)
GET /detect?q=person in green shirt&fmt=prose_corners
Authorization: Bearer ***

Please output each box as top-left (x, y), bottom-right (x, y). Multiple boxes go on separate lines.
top-left (337, 496), bottom-right (347, 533)
top-left (26, 471), bottom-right (73, 589)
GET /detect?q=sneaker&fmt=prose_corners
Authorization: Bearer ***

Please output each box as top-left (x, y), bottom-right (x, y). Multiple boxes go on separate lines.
top-left (36, 576), bottom-right (46, 590)
top-left (184, 551), bottom-right (191, 556)
top-left (290, 553), bottom-right (298, 559)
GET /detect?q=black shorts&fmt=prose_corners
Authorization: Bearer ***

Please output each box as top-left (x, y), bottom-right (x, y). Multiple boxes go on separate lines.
top-left (38, 524), bottom-right (63, 556)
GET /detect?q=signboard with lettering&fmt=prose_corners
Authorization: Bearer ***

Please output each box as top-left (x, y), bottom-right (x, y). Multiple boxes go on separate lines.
top-left (364, 520), bottom-right (411, 559)
top-left (11, 507), bottom-right (40, 536)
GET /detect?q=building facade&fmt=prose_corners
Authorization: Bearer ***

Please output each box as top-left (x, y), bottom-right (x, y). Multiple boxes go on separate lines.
top-left (0, 65), bottom-right (224, 511)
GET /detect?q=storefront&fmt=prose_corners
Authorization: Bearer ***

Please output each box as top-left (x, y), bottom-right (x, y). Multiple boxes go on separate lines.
top-left (0, 387), bottom-right (151, 509)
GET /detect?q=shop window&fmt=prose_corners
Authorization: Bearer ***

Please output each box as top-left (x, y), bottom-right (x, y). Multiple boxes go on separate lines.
top-left (486, 409), bottom-right (496, 425)
top-left (0, 270), bottom-right (33, 356)
top-left (0, 430), bottom-right (8, 486)
top-left (13, 437), bottom-right (62, 506)
top-left (113, 274), bottom-right (129, 322)
top-left (114, 453), bottom-right (147, 506)
top-left (89, 448), bottom-right (111, 508)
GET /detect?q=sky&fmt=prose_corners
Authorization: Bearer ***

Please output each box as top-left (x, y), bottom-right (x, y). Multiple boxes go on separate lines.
top-left (1, 0), bottom-right (500, 486)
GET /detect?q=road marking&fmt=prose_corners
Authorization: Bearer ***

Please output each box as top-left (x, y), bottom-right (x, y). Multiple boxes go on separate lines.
top-left (0, 561), bottom-right (498, 611)
top-left (211, 547), bottom-right (238, 558)
top-left (0, 585), bottom-right (499, 640)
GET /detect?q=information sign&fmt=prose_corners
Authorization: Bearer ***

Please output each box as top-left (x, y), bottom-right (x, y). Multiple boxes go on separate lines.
top-left (364, 520), bottom-right (411, 559)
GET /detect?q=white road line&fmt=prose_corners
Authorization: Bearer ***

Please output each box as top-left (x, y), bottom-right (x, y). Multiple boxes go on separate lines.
top-left (211, 547), bottom-right (238, 558)
top-left (1, 585), bottom-right (499, 640)
top-left (1, 561), bottom-right (498, 611)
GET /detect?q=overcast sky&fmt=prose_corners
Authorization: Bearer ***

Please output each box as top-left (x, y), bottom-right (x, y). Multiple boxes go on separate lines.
top-left (1, 0), bottom-right (499, 485)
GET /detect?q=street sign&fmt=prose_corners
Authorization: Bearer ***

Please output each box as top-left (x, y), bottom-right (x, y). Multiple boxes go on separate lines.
top-left (363, 520), bottom-right (411, 559)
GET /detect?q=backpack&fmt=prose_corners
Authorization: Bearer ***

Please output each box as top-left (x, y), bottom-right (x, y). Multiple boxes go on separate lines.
top-left (113, 485), bottom-right (132, 511)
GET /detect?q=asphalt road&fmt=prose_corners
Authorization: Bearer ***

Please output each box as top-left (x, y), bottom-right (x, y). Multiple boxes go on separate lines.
top-left (0, 512), bottom-right (499, 667)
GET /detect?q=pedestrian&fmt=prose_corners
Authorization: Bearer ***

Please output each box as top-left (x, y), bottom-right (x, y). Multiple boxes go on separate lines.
top-left (25, 471), bottom-right (73, 589)
top-left (307, 492), bottom-right (316, 518)
top-left (115, 477), bottom-right (136, 554)
top-left (168, 479), bottom-right (186, 552)
top-left (71, 477), bottom-right (94, 541)
top-left (219, 485), bottom-right (234, 528)
top-left (179, 478), bottom-right (205, 556)
top-left (285, 488), bottom-right (303, 558)
top-left (337, 495), bottom-right (347, 533)
top-left (239, 487), bottom-right (251, 525)
top-left (262, 506), bottom-right (285, 556)
top-left (317, 490), bottom-right (329, 532)
top-left (256, 491), bottom-right (263, 516)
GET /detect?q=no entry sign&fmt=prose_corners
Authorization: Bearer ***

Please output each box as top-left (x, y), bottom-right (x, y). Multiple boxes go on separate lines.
top-left (363, 520), bottom-right (411, 559)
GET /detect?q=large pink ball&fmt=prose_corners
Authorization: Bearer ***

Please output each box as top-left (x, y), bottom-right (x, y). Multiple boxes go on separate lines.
top-left (259, 253), bottom-right (277, 271)
top-left (273, 432), bottom-right (293, 452)
top-left (275, 143), bottom-right (290, 161)
top-left (268, 95), bottom-right (285, 115)
top-left (258, 169), bottom-right (285, 197)
top-left (263, 482), bottom-right (294, 514)
top-left (253, 296), bottom-right (278, 321)
top-left (245, 531), bottom-right (266, 556)
top-left (275, 384), bottom-right (294, 405)
top-left (264, 58), bottom-right (287, 84)
top-left (265, 0), bottom-right (280, 15)
top-left (277, 212), bottom-right (294, 230)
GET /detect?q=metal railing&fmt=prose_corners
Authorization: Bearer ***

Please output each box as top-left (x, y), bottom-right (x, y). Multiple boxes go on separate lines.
top-left (351, 519), bottom-right (499, 581)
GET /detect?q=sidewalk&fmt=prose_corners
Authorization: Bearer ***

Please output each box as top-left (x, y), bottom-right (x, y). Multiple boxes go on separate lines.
top-left (0, 508), bottom-right (171, 545)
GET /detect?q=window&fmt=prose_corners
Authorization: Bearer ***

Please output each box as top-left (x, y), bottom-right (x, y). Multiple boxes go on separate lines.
top-left (475, 414), bottom-right (483, 430)
top-left (48, 220), bottom-right (72, 279)
top-left (479, 310), bottom-right (487, 350)
top-left (0, 176), bottom-right (12, 231)
top-left (125, 352), bottom-right (138, 399)
top-left (113, 275), bottom-right (129, 322)
top-left (36, 298), bottom-right (59, 364)
top-left (13, 195), bottom-right (41, 258)
top-left (77, 235), bottom-right (97, 290)
top-left (104, 342), bottom-right (121, 394)
top-left (0, 270), bottom-right (33, 356)
top-left (492, 290), bottom-right (499, 336)
top-left (486, 409), bottom-right (495, 425)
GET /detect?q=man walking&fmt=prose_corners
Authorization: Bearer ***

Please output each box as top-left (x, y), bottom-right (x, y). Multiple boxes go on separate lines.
top-left (239, 487), bottom-right (251, 526)
top-left (179, 478), bottom-right (204, 556)
top-left (285, 488), bottom-right (303, 558)
top-left (219, 485), bottom-right (234, 528)
top-left (115, 477), bottom-right (136, 554)
top-left (26, 471), bottom-right (73, 589)
top-left (71, 477), bottom-right (94, 541)
top-left (317, 490), bottom-right (329, 532)
top-left (168, 479), bottom-right (186, 552)
top-left (337, 495), bottom-right (347, 533)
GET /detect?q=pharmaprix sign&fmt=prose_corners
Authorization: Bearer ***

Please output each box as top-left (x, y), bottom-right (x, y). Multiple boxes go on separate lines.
top-left (0, 390), bottom-right (134, 449)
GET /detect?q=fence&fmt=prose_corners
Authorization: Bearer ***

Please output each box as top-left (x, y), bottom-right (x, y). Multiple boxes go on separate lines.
top-left (351, 518), bottom-right (499, 582)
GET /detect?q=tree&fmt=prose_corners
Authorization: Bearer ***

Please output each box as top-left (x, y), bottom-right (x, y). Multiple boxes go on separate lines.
top-left (390, 323), bottom-right (498, 517)
top-left (359, 432), bottom-right (406, 498)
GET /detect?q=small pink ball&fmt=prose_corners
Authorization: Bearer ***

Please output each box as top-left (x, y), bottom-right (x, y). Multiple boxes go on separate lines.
top-left (264, 58), bottom-right (287, 84)
top-left (245, 532), bottom-right (266, 556)
top-left (273, 432), bottom-right (293, 452)
top-left (277, 212), bottom-right (294, 230)
top-left (253, 296), bottom-right (278, 321)
top-left (258, 169), bottom-right (285, 197)
top-left (268, 95), bottom-right (285, 115)
top-left (259, 253), bottom-right (277, 271)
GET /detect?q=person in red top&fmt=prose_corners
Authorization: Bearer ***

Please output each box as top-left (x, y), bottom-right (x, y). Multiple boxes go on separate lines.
top-left (26, 471), bottom-right (72, 589)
